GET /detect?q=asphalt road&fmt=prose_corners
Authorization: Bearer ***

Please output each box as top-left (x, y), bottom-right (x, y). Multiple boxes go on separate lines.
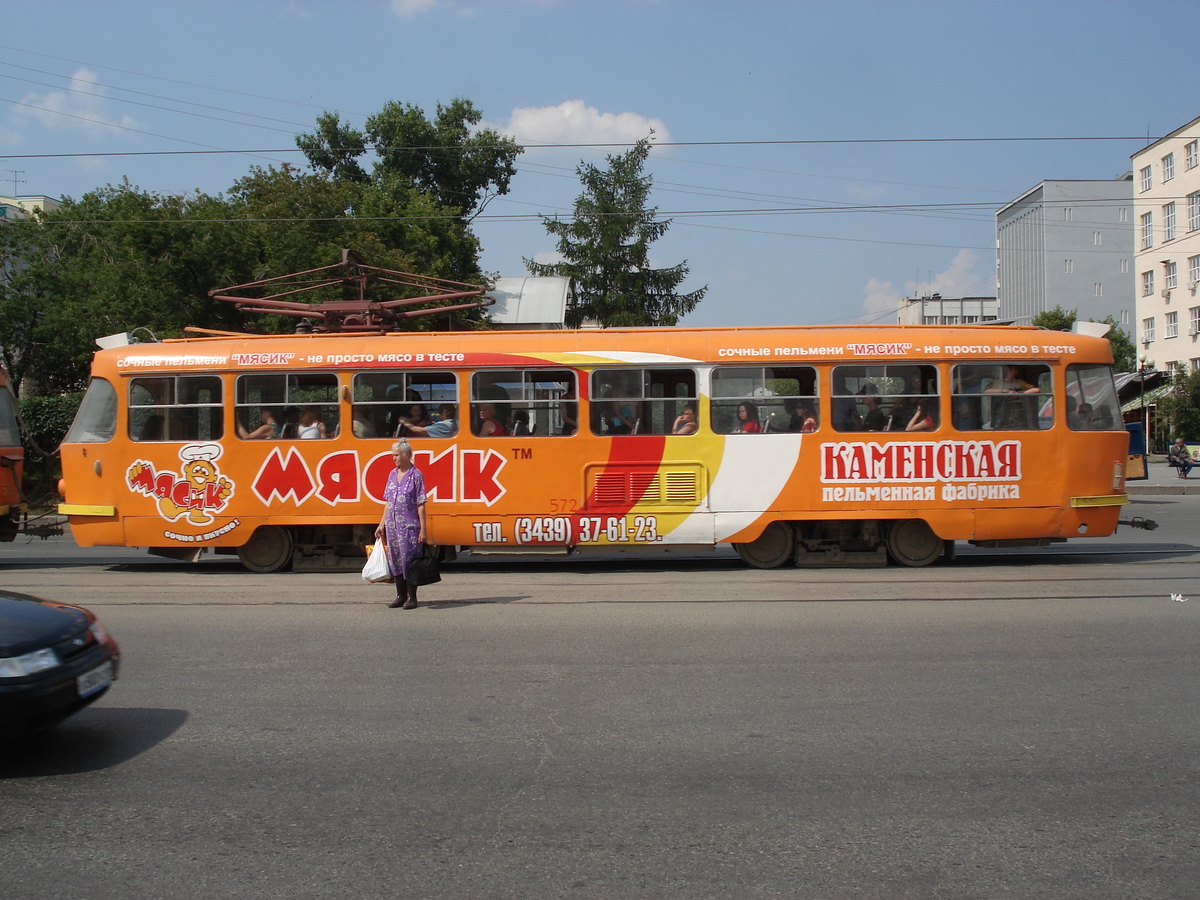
top-left (1, 494), bottom-right (1198, 899)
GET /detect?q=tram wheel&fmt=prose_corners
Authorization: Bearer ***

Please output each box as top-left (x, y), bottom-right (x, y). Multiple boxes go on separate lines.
top-left (734, 522), bottom-right (794, 569)
top-left (885, 519), bottom-right (942, 567)
top-left (237, 525), bottom-right (294, 573)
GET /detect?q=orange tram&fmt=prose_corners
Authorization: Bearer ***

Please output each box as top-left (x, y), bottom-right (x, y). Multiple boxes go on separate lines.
top-left (0, 368), bottom-right (24, 541)
top-left (57, 324), bottom-right (1133, 572)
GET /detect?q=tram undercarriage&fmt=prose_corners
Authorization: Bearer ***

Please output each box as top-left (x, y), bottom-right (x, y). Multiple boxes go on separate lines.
top-left (734, 518), bottom-right (952, 569)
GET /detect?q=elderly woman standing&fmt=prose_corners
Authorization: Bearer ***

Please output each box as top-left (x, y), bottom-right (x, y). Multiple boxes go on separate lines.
top-left (374, 440), bottom-right (427, 609)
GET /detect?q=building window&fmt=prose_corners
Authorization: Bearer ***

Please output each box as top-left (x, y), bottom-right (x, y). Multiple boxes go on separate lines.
top-left (1120, 258), bottom-right (1130, 274)
top-left (962, 315), bottom-right (978, 323)
top-left (1166, 311), bottom-right (1179, 338)
top-left (1190, 306), bottom-right (1200, 336)
top-left (1168, 360), bottom-right (1186, 376)
top-left (1121, 310), bottom-right (1131, 326)
top-left (1142, 212), bottom-right (1154, 248)
top-left (1143, 270), bottom-right (1155, 296)
top-left (1190, 255), bottom-right (1200, 289)
top-left (1094, 283), bottom-right (1103, 297)
top-left (1063, 207), bottom-right (1073, 221)
top-left (1163, 153), bottom-right (1175, 182)
top-left (1064, 259), bottom-right (1074, 274)
top-left (1119, 207), bottom-right (1129, 222)
top-left (1143, 317), bottom-right (1156, 343)
top-left (1166, 261), bottom-right (1178, 290)
top-left (1094, 231), bottom-right (1102, 245)
top-left (922, 316), bottom-right (939, 325)
top-left (1191, 359), bottom-right (1200, 374)
top-left (1187, 140), bottom-right (1199, 171)
top-left (1164, 202), bottom-right (1176, 241)
top-left (1188, 191), bottom-right (1200, 232)
top-left (1140, 166), bottom-right (1152, 192)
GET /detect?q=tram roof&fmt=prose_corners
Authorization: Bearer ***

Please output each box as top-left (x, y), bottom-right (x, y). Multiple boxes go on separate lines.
top-left (92, 323), bottom-right (1114, 373)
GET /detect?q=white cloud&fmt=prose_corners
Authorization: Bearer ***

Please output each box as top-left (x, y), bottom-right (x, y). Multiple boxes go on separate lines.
top-left (503, 101), bottom-right (669, 147)
top-left (390, 0), bottom-right (440, 15)
top-left (529, 250), bottom-right (564, 268)
top-left (918, 248), bottom-right (983, 298)
top-left (860, 249), bottom-right (985, 321)
top-left (862, 277), bottom-right (904, 320)
top-left (14, 68), bottom-right (139, 136)
top-left (845, 182), bottom-right (889, 201)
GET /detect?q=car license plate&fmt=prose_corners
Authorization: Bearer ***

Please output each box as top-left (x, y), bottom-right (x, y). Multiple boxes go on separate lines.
top-left (77, 660), bottom-right (115, 698)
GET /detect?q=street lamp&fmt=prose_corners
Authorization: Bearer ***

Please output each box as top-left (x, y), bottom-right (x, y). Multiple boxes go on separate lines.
top-left (1140, 354), bottom-right (1154, 451)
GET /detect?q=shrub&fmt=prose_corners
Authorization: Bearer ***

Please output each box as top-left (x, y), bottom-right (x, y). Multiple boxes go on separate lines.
top-left (17, 393), bottom-right (82, 503)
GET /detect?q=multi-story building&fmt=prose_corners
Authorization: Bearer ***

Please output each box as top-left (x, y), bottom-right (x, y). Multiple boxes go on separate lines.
top-left (896, 294), bottom-right (998, 325)
top-left (0, 194), bottom-right (60, 222)
top-left (1132, 115), bottom-right (1200, 377)
top-left (996, 177), bottom-right (1134, 328)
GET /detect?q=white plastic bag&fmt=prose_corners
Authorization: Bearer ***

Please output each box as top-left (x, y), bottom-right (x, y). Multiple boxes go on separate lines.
top-left (361, 542), bottom-right (392, 583)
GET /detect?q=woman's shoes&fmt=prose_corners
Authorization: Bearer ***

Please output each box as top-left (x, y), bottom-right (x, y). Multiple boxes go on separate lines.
top-left (388, 597), bottom-right (404, 608)
top-left (402, 598), bottom-right (418, 610)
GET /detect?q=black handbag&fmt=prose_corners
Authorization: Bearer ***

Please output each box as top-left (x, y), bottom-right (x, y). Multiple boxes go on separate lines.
top-left (407, 544), bottom-right (441, 586)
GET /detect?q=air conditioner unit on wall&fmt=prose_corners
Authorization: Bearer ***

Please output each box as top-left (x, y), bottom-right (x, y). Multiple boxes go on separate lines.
top-left (1162, 289), bottom-right (1172, 300)
top-left (1190, 325), bottom-right (1199, 336)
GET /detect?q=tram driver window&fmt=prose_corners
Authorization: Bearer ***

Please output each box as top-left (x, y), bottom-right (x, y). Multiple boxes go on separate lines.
top-left (831, 365), bottom-right (939, 433)
top-left (64, 378), bottom-right (118, 444)
top-left (470, 370), bottom-right (576, 437)
top-left (711, 366), bottom-right (818, 434)
top-left (129, 376), bottom-right (223, 442)
top-left (590, 368), bottom-right (697, 436)
top-left (236, 373), bottom-right (337, 440)
top-left (1064, 363), bottom-right (1122, 431)
top-left (951, 363), bottom-right (1053, 431)
top-left (353, 371), bottom-right (457, 439)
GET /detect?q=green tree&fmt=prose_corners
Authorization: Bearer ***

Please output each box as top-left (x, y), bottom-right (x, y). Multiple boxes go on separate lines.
top-left (296, 99), bottom-right (521, 220)
top-left (525, 138), bottom-right (706, 327)
top-left (0, 98), bottom-right (521, 396)
top-left (0, 182), bottom-right (251, 394)
top-left (1031, 305), bottom-right (1135, 373)
top-left (1100, 316), bottom-right (1136, 373)
top-left (1158, 369), bottom-right (1200, 441)
top-left (1031, 305), bottom-right (1076, 332)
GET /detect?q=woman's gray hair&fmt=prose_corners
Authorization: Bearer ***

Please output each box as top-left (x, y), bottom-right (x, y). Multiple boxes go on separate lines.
top-left (391, 439), bottom-right (413, 457)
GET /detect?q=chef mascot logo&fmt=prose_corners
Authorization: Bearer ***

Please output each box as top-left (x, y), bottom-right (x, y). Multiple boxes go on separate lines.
top-left (126, 443), bottom-right (236, 526)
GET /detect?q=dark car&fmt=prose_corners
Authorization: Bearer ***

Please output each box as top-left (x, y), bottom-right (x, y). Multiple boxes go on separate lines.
top-left (0, 589), bottom-right (120, 737)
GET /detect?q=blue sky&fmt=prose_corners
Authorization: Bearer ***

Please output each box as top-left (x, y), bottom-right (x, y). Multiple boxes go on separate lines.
top-left (2, 0), bottom-right (1197, 329)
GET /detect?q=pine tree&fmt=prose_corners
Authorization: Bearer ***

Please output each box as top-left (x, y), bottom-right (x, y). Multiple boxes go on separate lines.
top-left (526, 138), bottom-right (705, 327)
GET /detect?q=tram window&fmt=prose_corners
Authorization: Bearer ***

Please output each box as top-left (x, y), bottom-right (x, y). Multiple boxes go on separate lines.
top-left (950, 363), bottom-right (1053, 431)
top-left (64, 378), bottom-right (118, 444)
top-left (0, 384), bottom-right (20, 447)
top-left (129, 376), bottom-right (223, 442)
top-left (711, 366), bottom-right (818, 434)
top-left (236, 373), bottom-right (337, 440)
top-left (590, 368), bottom-right (697, 436)
top-left (831, 365), bottom-right (939, 433)
top-left (353, 371), bottom-right (457, 439)
top-left (469, 370), bottom-right (576, 437)
top-left (1064, 364), bottom-right (1122, 431)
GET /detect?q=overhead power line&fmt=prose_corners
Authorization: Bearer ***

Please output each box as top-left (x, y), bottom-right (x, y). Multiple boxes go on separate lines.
top-left (0, 134), bottom-right (1162, 162)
